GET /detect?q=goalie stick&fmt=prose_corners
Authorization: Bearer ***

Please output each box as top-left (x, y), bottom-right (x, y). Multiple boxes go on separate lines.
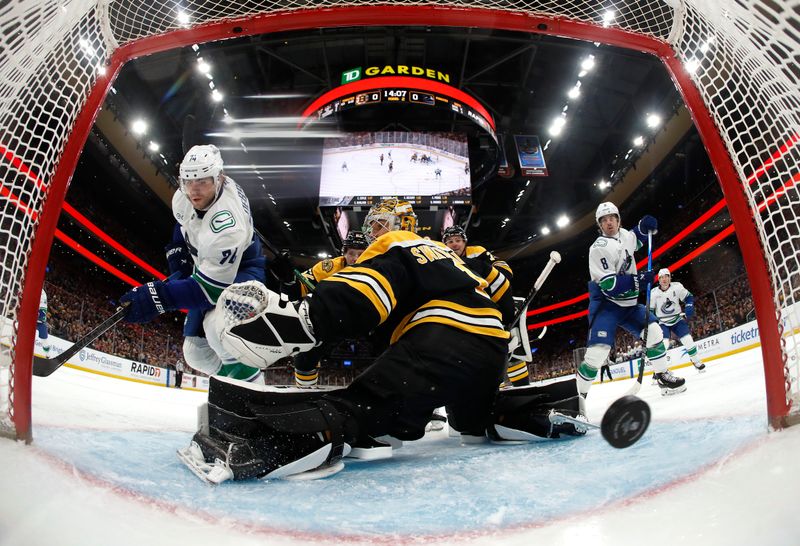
top-left (510, 251), bottom-right (561, 330)
top-left (626, 231), bottom-right (654, 396)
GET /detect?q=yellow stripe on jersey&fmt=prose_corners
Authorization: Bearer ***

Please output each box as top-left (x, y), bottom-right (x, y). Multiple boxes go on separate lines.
top-left (323, 267), bottom-right (396, 324)
top-left (493, 260), bottom-right (513, 278)
top-left (483, 267), bottom-right (511, 303)
top-left (301, 256), bottom-right (347, 297)
top-left (507, 361), bottom-right (528, 374)
top-left (390, 299), bottom-right (508, 343)
top-left (356, 230), bottom-right (419, 263)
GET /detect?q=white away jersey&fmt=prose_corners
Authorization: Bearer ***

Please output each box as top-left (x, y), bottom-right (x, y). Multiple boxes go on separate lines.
top-left (589, 227), bottom-right (641, 307)
top-left (649, 282), bottom-right (691, 325)
top-left (172, 177), bottom-right (255, 303)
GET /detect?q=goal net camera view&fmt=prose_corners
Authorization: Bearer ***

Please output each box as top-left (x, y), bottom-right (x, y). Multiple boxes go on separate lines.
top-left (319, 131), bottom-right (471, 207)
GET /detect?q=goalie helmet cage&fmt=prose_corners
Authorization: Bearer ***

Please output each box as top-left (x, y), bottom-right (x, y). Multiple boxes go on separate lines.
top-left (1, 1), bottom-right (799, 442)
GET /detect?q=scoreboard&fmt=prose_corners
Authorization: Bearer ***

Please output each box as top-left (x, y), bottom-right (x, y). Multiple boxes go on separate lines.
top-left (301, 75), bottom-right (497, 142)
top-left (346, 194), bottom-right (467, 207)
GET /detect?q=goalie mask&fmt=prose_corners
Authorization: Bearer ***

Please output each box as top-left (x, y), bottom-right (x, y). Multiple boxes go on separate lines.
top-left (362, 198), bottom-right (417, 243)
top-left (179, 144), bottom-right (225, 209)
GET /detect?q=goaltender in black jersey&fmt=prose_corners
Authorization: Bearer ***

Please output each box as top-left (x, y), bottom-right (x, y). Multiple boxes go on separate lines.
top-left (177, 198), bottom-right (586, 484)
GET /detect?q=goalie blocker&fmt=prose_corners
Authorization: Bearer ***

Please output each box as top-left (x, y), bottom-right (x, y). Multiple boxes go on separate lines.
top-left (179, 374), bottom-right (587, 483)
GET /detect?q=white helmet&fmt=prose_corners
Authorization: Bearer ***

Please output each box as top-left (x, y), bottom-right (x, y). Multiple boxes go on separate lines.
top-left (180, 144), bottom-right (223, 182)
top-left (179, 145), bottom-right (224, 208)
top-left (595, 202), bottom-right (620, 224)
top-left (658, 268), bottom-right (671, 279)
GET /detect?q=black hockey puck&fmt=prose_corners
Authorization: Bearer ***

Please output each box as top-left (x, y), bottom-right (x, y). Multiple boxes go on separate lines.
top-left (600, 395), bottom-right (651, 449)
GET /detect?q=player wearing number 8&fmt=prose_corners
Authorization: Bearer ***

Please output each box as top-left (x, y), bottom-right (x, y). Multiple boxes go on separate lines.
top-left (576, 202), bottom-right (686, 410)
top-left (119, 144), bottom-right (267, 382)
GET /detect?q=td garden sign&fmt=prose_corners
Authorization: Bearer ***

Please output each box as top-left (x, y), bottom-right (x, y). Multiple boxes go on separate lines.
top-left (341, 65), bottom-right (451, 85)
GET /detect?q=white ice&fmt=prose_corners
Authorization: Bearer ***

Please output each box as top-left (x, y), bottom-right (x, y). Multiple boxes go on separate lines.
top-left (1, 347), bottom-right (799, 546)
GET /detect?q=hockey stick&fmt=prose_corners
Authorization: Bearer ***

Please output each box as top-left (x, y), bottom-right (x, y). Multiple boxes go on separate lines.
top-left (32, 271), bottom-right (180, 377)
top-left (32, 302), bottom-right (130, 377)
top-left (510, 251), bottom-right (561, 330)
top-left (626, 231), bottom-right (654, 396)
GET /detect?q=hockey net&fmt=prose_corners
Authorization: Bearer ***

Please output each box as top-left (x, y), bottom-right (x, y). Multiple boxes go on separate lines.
top-left (1, 0), bottom-right (799, 441)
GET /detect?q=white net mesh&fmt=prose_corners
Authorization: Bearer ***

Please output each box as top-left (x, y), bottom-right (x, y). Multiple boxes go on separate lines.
top-left (219, 281), bottom-right (270, 327)
top-left (2, 0), bottom-right (800, 439)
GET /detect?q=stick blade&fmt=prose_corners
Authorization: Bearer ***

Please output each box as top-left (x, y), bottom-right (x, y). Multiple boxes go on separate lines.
top-left (32, 356), bottom-right (64, 377)
top-left (624, 380), bottom-right (642, 396)
top-left (601, 395), bottom-right (651, 448)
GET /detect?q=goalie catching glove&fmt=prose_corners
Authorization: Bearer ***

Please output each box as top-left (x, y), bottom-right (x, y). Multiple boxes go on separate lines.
top-left (217, 280), bottom-right (318, 368)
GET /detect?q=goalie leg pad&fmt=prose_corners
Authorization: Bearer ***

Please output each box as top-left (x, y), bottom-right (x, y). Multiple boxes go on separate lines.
top-left (190, 382), bottom-right (355, 481)
top-left (492, 379), bottom-right (585, 439)
top-left (207, 375), bottom-right (343, 418)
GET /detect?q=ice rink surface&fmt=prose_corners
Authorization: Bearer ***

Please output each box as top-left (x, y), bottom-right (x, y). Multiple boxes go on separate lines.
top-left (1, 347), bottom-right (799, 546)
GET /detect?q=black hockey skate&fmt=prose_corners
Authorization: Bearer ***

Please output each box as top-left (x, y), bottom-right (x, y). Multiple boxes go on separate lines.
top-left (653, 370), bottom-right (687, 395)
top-left (693, 360), bottom-right (707, 372)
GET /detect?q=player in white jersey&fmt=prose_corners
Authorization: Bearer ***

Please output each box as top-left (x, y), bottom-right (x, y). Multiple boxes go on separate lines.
top-left (37, 288), bottom-right (50, 357)
top-left (649, 268), bottom-right (706, 371)
top-left (576, 202), bottom-right (686, 407)
top-left (120, 145), bottom-right (266, 381)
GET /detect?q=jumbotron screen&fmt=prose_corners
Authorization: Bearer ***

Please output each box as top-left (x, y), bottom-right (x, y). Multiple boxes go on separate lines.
top-left (318, 131), bottom-right (471, 207)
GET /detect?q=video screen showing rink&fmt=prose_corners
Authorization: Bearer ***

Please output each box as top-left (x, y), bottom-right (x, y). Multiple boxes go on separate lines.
top-left (319, 131), bottom-right (472, 207)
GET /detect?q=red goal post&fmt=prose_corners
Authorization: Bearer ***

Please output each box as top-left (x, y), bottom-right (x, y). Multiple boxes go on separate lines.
top-left (2, 1), bottom-right (799, 442)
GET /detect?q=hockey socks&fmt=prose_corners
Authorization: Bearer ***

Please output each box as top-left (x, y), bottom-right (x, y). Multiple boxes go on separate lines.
top-left (507, 360), bottom-right (530, 386)
top-left (576, 362), bottom-right (598, 395)
top-left (218, 362), bottom-right (262, 382)
top-left (295, 368), bottom-right (319, 387)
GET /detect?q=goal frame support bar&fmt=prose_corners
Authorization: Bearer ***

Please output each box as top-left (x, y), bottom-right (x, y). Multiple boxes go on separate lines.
top-left (13, 5), bottom-right (788, 441)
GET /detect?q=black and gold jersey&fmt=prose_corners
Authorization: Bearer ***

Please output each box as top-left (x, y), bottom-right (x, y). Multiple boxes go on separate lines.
top-left (465, 245), bottom-right (513, 280)
top-left (300, 256), bottom-right (347, 298)
top-left (462, 245), bottom-right (514, 326)
top-left (308, 230), bottom-right (509, 346)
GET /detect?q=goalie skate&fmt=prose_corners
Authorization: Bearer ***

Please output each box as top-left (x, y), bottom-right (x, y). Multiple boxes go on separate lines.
top-left (547, 410), bottom-right (590, 436)
top-left (176, 441), bottom-right (234, 485)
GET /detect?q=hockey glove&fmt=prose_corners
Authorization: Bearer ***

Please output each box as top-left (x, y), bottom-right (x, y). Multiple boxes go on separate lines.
top-left (638, 215), bottom-right (658, 235)
top-left (217, 280), bottom-right (317, 369)
top-left (269, 249), bottom-right (297, 285)
top-left (684, 303), bottom-right (695, 319)
top-left (120, 281), bottom-right (176, 323)
top-left (165, 242), bottom-right (192, 278)
top-left (637, 270), bottom-right (656, 289)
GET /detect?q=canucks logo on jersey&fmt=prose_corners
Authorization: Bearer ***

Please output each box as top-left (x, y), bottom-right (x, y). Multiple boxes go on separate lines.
top-left (661, 300), bottom-right (676, 314)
